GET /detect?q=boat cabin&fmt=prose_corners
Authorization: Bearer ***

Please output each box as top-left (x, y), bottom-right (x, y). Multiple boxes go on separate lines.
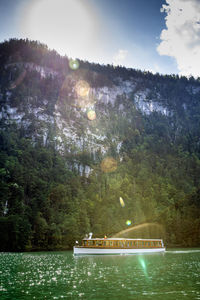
top-left (82, 238), bottom-right (164, 249)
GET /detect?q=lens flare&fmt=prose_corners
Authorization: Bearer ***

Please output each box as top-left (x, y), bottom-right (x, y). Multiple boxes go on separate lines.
top-left (139, 257), bottom-right (147, 271)
top-left (100, 157), bottom-right (117, 173)
top-left (119, 197), bottom-right (125, 207)
top-left (59, 77), bottom-right (93, 109)
top-left (111, 222), bottom-right (165, 239)
top-left (139, 258), bottom-right (146, 270)
top-left (126, 220), bottom-right (131, 226)
top-left (87, 109), bottom-right (96, 121)
top-left (69, 59), bottom-right (79, 70)
top-left (138, 256), bottom-right (148, 278)
top-left (75, 80), bottom-right (90, 98)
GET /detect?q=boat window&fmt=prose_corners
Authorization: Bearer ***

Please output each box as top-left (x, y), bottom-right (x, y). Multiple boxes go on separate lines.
top-left (110, 241), bottom-right (113, 247)
top-left (127, 242), bottom-right (129, 247)
top-left (115, 241), bottom-right (118, 247)
top-left (83, 240), bottom-right (87, 246)
top-left (96, 241), bottom-right (103, 246)
top-left (103, 241), bottom-right (106, 246)
top-left (88, 240), bottom-right (94, 246)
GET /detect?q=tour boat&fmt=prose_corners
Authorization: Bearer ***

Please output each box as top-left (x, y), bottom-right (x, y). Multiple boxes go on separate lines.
top-left (73, 234), bottom-right (165, 255)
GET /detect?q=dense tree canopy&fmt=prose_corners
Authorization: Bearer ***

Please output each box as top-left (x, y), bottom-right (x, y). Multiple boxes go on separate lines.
top-left (0, 39), bottom-right (200, 251)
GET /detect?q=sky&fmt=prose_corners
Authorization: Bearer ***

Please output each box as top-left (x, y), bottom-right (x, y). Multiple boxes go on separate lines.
top-left (0, 0), bottom-right (200, 77)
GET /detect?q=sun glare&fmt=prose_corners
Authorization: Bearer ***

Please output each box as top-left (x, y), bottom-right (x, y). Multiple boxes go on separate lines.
top-left (22, 0), bottom-right (97, 58)
top-left (75, 80), bottom-right (90, 98)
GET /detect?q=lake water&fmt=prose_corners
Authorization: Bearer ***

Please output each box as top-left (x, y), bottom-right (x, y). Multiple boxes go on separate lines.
top-left (0, 249), bottom-right (200, 300)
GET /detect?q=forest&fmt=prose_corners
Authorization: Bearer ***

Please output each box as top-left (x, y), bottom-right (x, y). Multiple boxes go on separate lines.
top-left (0, 39), bottom-right (200, 251)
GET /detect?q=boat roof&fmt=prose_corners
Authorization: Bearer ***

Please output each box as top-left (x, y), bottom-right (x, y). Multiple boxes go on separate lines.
top-left (83, 238), bottom-right (163, 241)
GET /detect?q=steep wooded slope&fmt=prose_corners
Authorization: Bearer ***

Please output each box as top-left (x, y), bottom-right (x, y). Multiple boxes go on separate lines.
top-left (0, 39), bottom-right (200, 250)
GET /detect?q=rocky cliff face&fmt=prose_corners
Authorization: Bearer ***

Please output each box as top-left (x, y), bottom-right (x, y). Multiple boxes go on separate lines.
top-left (0, 39), bottom-right (200, 175)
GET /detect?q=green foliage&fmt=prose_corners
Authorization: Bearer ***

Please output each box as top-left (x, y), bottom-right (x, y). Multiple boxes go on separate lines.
top-left (0, 39), bottom-right (200, 250)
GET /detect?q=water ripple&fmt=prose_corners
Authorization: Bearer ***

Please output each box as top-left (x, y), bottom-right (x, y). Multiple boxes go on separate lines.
top-left (0, 250), bottom-right (200, 299)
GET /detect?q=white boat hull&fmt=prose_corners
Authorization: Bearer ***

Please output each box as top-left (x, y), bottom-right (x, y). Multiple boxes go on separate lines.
top-left (73, 247), bottom-right (165, 255)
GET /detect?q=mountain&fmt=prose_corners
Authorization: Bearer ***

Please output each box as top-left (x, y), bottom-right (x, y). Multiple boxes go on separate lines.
top-left (0, 39), bottom-right (200, 251)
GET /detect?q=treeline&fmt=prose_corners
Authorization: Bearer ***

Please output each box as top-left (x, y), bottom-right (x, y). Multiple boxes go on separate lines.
top-left (1, 38), bottom-right (200, 86)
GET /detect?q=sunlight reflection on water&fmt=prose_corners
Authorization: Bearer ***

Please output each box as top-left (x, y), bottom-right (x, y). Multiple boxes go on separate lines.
top-left (0, 250), bottom-right (200, 300)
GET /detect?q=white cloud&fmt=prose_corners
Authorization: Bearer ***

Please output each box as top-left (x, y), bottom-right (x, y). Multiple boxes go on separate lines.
top-left (157, 0), bottom-right (200, 77)
top-left (148, 64), bottom-right (162, 74)
top-left (113, 49), bottom-right (128, 66)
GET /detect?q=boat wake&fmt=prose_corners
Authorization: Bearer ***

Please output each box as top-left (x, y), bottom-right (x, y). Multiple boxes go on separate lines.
top-left (166, 250), bottom-right (200, 254)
